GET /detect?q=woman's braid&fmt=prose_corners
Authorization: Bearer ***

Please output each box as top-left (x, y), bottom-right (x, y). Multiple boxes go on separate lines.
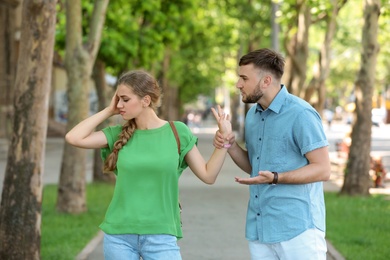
top-left (103, 119), bottom-right (136, 173)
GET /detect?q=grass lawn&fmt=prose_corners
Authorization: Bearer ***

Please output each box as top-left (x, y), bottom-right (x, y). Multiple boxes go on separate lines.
top-left (325, 192), bottom-right (390, 260)
top-left (41, 184), bottom-right (390, 259)
top-left (41, 183), bottom-right (114, 260)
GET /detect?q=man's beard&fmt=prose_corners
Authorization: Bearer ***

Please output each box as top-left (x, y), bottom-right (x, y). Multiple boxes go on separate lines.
top-left (242, 83), bottom-right (263, 103)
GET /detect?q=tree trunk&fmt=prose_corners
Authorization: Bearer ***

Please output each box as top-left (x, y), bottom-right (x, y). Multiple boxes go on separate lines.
top-left (0, 0), bottom-right (20, 139)
top-left (92, 60), bottom-right (116, 183)
top-left (230, 93), bottom-right (244, 141)
top-left (304, 0), bottom-right (347, 111)
top-left (58, 53), bottom-right (89, 213)
top-left (57, 0), bottom-right (109, 213)
top-left (0, 1), bottom-right (56, 258)
top-left (340, 0), bottom-right (380, 196)
top-left (167, 86), bottom-right (179, 120)
top-left (271, 2), bottom-right (280, 52)
top-left (159, 49), bottom-right (169, 120)
top-left (283, 0), bottom-right (310, 97)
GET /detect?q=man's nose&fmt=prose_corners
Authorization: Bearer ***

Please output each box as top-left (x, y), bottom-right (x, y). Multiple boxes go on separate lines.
top-left (235, 81), bottom-right (242, 89)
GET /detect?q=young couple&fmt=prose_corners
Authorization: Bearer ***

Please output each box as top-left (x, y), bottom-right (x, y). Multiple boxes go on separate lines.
top-left (66, 48), bottom-right (330, 260)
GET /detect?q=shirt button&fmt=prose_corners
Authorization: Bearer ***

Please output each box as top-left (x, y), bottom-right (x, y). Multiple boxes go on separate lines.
top-left (262, 118), bottom-right (264, 121)
top-left (257, 213), bottom-right (260, 216)
top-left (257, 157), bottom-right (259, 160)
top-left (259, 138), bottom-right (261, 141)
top-left (255, 195), bottom-right (258, 198)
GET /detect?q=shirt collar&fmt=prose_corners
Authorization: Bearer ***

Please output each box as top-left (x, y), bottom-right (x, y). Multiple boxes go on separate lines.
top-left (256, 84), bottom-right (287, 114)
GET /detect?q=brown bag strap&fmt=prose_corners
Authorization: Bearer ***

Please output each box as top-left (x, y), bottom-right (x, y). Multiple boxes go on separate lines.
top-left (169, 121), bottom-right (180, 154)
top-left (169, 121), bottom-right (183, 222)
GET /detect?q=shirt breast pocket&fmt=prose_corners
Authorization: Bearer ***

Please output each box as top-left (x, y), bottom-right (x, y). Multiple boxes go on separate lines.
top-left (265, 136), bottom-right (287, 165)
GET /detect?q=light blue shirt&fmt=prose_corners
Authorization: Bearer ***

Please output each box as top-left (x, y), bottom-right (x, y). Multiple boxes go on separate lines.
top-left (244, 85), bottom-right (328, 243)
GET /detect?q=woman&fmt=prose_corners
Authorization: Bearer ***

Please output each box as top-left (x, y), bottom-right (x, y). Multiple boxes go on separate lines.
top-left (65, 70), bottom-right (232, 260)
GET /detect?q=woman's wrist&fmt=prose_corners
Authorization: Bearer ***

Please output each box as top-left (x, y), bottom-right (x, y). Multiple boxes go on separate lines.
top-left (103, 107), bottom-right (116, 117)
top-left (223, 143), bottom-right (231, 148)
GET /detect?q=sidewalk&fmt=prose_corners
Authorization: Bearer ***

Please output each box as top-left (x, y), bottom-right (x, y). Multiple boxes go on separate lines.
top-left (1, 124), bottom-right (388, 259)
top-left (77, 131), bottom-right (349, 260)
top-left (0, 138), bottom-right (94, 193)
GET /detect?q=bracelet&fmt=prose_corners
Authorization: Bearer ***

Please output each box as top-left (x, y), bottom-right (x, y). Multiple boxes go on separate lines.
top-left (269, 172), bottom-right (278, 185)
top-left (223, 143), bottom-right (232, 148)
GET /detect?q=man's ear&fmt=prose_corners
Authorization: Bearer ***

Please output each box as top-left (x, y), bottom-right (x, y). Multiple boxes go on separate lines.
top-left (263, 74), bottom-right (272, 87)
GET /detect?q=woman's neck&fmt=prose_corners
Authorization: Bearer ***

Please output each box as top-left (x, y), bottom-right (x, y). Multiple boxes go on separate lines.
top-left (135, 110), bottom-right (165, 130)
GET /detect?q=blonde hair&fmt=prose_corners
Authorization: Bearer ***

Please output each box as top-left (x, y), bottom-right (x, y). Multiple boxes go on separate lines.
top-left (103, 70), bottom-right (162, 173)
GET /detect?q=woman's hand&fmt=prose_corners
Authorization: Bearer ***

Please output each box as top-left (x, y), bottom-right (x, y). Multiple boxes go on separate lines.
top-left (107, 92), bottom-right (120, 116)
top-left (213, 130), bottom-right (235, 149)
top-left (211, 105), bottom-right (232, 135)
top-left (211, 105), bottom-right (233, 150)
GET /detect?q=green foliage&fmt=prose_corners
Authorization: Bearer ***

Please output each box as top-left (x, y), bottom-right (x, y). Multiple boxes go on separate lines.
top-left (99, 0), bottom-right (200, 75)
top-left (327, 0), bottom-right (390, 107)
top-left (225, 0), bottom-right (273, 52)
top-left (54, 2), bottom-right (66, 56)
top-left (55, 1), bottom-right (96, 57)
top-left (41, 183), bottom-right (114, 260)
top-left (170, 0), bottom-right (240, 103)
top-left (53, 0), bottom-right (390, 109)
top-left (377, 2), bottom-right (390, 87)
top-left (325, 192), bottom-right (390, 259)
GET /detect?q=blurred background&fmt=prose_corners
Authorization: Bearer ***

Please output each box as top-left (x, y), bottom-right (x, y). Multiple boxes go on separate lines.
top-left (1, 0), bottom-right (390, 259)
top-left (1, 0), bottom-right (389, 141)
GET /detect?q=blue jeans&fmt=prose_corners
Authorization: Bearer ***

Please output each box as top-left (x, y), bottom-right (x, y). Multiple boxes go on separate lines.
top-left (103, 233), bottom-right (182, 260)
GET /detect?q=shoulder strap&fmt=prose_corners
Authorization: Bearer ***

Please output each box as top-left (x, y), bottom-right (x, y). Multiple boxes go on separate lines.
top-left (169, 121), bottom-right (180, 154)
top-left (169, 121), bottom-right (183, 219)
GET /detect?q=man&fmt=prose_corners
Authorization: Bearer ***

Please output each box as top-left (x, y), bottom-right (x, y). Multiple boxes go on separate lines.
top-left (215, 48), bottom-right (331, 259)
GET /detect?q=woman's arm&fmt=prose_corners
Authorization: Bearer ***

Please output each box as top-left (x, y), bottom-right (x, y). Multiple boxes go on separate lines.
top-left (213, 131), bottom-right (252, 174)
top-left (185, 106), bottom-right (231, 184)
top-left (185, 145), bottom-right (228, 184)
top-left (65, 94), bottom-right (119, 149)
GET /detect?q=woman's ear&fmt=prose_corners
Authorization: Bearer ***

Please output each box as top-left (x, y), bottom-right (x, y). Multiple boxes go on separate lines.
top-left (142, 95), bottom-right (151, 107)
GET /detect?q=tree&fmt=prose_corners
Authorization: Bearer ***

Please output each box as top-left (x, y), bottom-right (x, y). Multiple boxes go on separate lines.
top-left (0, 0), bottom-right (20, 139)
top-left (57, 0), bottom-right (109, 213)
top-left (304, 0), bottom-right (348, 112)
top-left (0, 0), bottom-right (56, 258)
top-left (340, 0), bottom-right (380, 196)
top-left (222, 0), bottom-right (272, 137)
top-left (282, 0), bottom-right (311, 97)
top-left (91, 59), bottom-right (115, 183)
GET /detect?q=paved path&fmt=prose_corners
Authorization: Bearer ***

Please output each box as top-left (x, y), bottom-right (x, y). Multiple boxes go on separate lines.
top-left (1, 122), bottom-right (389, 260)
top-left (77, 130), bottom-right (348, 260)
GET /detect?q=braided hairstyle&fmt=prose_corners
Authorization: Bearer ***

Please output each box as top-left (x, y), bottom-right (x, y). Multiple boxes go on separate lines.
top-left (103, 70), bottom-right (162, 173)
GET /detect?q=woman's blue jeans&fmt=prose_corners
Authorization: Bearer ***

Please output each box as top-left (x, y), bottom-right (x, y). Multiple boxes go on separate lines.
top-left (103, 233), bottom-right (182, 260)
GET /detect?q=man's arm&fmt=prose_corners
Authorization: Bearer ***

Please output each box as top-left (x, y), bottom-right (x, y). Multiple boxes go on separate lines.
top-left (235, 146), bottom-right (331, 184)
top-left (227, 142), bottom-right (252, 174)
top-left (214, 131), bottom-right (252, 174)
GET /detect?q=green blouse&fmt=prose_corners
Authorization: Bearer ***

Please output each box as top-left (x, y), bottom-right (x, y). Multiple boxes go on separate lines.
top-left (99, 121), bottom-right (197, 239)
